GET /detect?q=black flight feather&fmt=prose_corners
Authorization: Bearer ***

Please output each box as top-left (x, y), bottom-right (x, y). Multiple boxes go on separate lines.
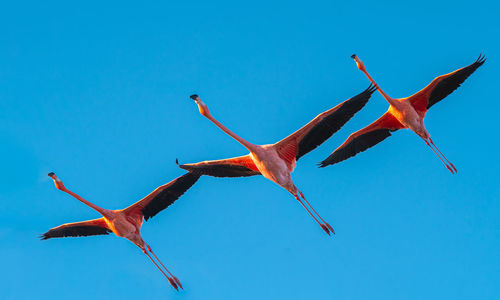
top-left (142, 172), bottom-right (201, 221)
top-left (297, 85), bottom-right (376, 160)
top-left (427, 54), bottom-right (486, 109)
top-left (41, 225), bottom-right (111, 240)
top-left (319, 128), bottom-right (393, 167)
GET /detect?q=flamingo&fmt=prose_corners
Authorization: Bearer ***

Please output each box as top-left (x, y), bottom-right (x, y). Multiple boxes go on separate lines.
top-left (178, 86), bottom-right (376, 235)
top-left (41, 172), bottom-right (200, 291)
top-left (319, 54), bottom-right (486, 172)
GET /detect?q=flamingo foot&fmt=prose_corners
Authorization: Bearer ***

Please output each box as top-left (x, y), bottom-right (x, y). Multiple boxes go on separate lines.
top-left (168, 277), bottom-right (179, 291)
top-left (450, 162), bottom-right (458, 173)
top-left (320, 224), bottom-right (331, 235)
top-left (325, 223), bottom-right (335, 235)
top-left (173, 277), bottom-right (183, 290)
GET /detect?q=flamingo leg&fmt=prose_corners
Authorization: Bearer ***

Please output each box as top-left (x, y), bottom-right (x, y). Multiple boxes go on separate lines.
top-left (298, 190), bottom-right (334, 235)
top-left (423, 139), bottom-right (455, 174)
top-left (429, 138), bottom-right (457, 173)
top-left (294, 194), bottom-right (331, 235)
top-left (143, 248), bottom-right (179, 291)
top-left (146, 244), bottom-right (183, 290)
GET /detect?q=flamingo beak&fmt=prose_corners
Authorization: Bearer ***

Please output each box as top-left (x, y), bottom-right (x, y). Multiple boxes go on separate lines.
top-left (48, 172), bottom-right (60, 182)
top-left (189, 94), bottom-right (199, 100)
top-left (48, 172), bottom-right (65, 189)
top-left (351, 54), bottom-right (357, 59)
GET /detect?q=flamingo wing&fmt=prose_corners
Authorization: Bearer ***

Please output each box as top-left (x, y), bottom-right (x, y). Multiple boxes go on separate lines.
top-left (177, 155), bottom-right (261, 178)
top-left (123, 172), bottom-right (201, 221)
top-left (319, 112), bottom-right (404, 167)
top-left (274, 85), bottom-right (376, 164)
top-left (409, 55), bottom-right (486, 113)
top-left (41, 218), bottom-right (111, 240)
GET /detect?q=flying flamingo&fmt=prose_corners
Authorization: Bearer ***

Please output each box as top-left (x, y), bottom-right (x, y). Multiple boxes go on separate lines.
top-left (41, 172), bottom-right (200, 291)
top-left (319, 54), bottom-right (486, 172)
top-left (178, 87), bottom-right (376, 235)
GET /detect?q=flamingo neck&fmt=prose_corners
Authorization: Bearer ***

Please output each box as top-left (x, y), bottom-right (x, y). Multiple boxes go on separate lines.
top-left (61, 188), bottom-right (109, 217)
top-left (361, 69), bottom-right (399, 107)
top-left (205, 114), bottom-right (257, 152)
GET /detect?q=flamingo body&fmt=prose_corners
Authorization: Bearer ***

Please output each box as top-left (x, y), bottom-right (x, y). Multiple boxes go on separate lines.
top-left (387, 101), bottom-right (429, 138)
top-left (104, 211), bottom-right (142, 242)
top-left (250, 145), bottom-right (297, 193)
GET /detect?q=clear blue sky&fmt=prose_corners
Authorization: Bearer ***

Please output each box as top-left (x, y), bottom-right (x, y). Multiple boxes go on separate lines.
top-left (0, 1), bottom-right (498, 299)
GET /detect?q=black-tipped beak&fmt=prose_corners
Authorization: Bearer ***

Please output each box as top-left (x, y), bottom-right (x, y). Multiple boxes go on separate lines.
top-left (48, 172), bottom-right (55, 177)
top-left (189, 94), bottom-right (198, 100)
top-left (351, 54), bottom-right (357, 59)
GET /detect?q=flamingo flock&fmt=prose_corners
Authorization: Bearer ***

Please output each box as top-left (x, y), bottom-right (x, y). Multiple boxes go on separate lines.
top-left (41, 55), bottom-right (485, 290)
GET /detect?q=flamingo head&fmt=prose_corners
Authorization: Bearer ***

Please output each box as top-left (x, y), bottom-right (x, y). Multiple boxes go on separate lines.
top-left (48, 172), bottom-right (66, 190)
top-left (189, 94), bottom-right (211, 117)
top-left (351, 54), bottom-right (366, 72)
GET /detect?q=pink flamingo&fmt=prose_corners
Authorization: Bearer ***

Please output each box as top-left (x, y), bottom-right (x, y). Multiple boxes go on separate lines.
top-left (41, 172), bottom-right (200, 291)
top-left (178, 87), bottom-right (376, 235)
top-left (320, 54), bottom-right (485, 172)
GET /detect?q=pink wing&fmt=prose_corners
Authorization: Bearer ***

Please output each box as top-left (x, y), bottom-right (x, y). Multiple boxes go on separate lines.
top-left (319, 112), bottom-right (405, 167)
top-left (123, 172), bottom-right (201, 221)
top-left (274, 85), bottom-right (376, 165)
top-left (41, 218), bottom-right (111, 240)
top-left (177, 155), bottom-right (261, 177)
top-left (409, 55), bottom-right (485, 113)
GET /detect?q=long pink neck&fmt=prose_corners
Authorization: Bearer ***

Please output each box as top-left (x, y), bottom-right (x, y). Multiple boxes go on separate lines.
top-left (361, 69), bottom-right (398, 107)
top-left (61, 188), bottom-right (109, 217)
top-left (205, 114), bottom-right (257, 152)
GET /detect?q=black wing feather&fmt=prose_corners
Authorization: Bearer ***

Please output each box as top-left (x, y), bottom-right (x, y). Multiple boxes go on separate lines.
top-left (178, 163), bottom-right (260, 178)
top-left (319, 129), bottom-right (393, 167)
top-left (41, 225), bottom-right (111, 240)
top-left (142, 172), bottom-right (201, 221)
top-left (428, 55), bottom-right (486, 109)
top-left (297, 85), bottom-right (376, 159)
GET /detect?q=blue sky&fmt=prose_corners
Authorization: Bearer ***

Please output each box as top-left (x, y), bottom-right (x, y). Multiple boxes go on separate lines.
top-left (0, 1), bottom-right (498, 299)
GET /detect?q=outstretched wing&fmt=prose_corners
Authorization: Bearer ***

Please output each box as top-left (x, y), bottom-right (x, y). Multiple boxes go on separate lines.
top-left (273, 85), bottom-right (376, 165)
top-left (123, 172), bottom-right (201, 221)
top-left (319, 112), bottom-right (404, 167)
top-left (177, 155), bottom-right (261, 178)
top-left (41, 218), bottom-right (111, 240)
top-left (409, 55), bottom-right (486, 113)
